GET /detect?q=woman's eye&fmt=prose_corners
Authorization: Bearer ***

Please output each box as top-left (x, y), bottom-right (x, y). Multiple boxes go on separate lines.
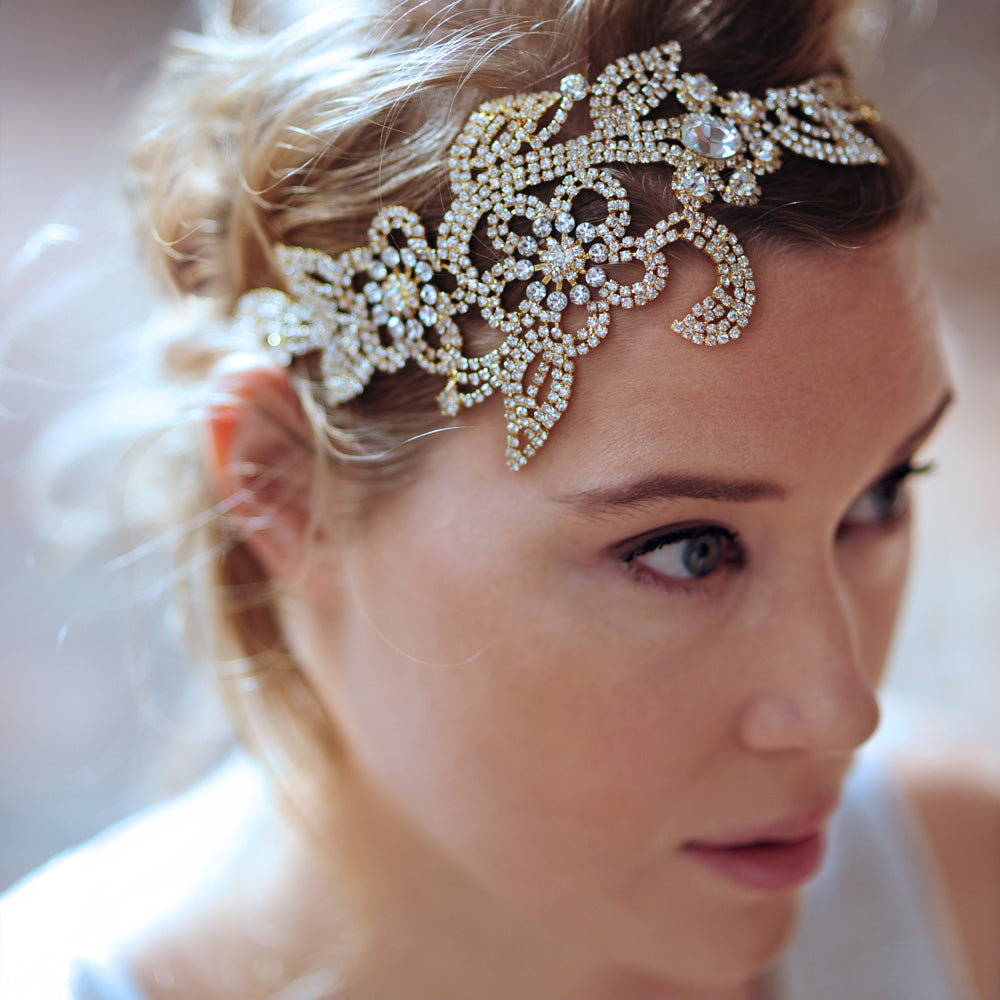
top-left (624, 526), bottom-right (739, 585)
top-left (841, 460), bottom-right (934, 530)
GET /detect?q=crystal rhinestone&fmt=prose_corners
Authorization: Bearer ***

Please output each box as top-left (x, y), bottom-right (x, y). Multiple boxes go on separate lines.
top-left (683, 73), bottom-right (715, 103)
top-left (680, 113), bottom-right (743, 159)
top-left (420, 284), bottom-right (438, 304)
top-left (382, 247), bottom-right (401, 267)
top-left (526, 281), bottom-right (546, 302)
top-left (363, 282), bottom-right (383, 303)
top-left (514, 259), bottom-right (535, 280)
top-left (751, 139), bottom-right (776, 163)
top-left (560, 73), bottom-right (588, 102)
top-left (585, 266), bottom-right (607, 288)
top-left (532, 217), bottom-right (553, 238)
top-left (575, 222), bottom-right (597, 243)
top-left (570, 285), bottom-right (591, 305)
top-left (439, 385), bottom-right (460, 415)
top-left (518, 236), bottom-right (538, 256)
top-left (414, 261), bottom-right (434, 282)
top-left (419, 305), bottom-right (438, 326)
top-left (547, 291), bottom-right (569, 311)
top-left (383, 283), bottom-right (405, 313)
top-left (679, 166), bottom-right (710, 199)
top-left (555, 211), bottom-right (576, 234)
top-left (369, 261), bottom-right (388, 280)
top-left (400, 248), bottom-right (417, 268)
top-left (728, 168), bottom-right (757, 198)
top-left (539, 240), bottom-right (586, 281)
top-left (729, 93), bottom-right (755, 120)
top-left (589, 243), bottom-right (608, 263)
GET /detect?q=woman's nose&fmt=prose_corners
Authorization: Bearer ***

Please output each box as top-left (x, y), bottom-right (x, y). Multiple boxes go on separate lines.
top-left (736, 567), bottom-right (881, 757)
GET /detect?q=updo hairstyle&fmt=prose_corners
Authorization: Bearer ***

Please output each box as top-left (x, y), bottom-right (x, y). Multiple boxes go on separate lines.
top-left (125, 0), bottom-right (926, 784)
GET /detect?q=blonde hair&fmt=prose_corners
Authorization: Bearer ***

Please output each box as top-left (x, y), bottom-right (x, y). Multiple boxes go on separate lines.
top-left (124, 0), bottom-right (926, 787)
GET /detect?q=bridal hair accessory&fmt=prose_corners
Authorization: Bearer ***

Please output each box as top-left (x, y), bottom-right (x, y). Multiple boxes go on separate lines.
top-left (236, 42), bottom-right (885, 469)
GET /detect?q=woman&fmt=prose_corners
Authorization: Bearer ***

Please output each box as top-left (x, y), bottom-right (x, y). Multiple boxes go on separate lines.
top-left (2, 0), bottom-right (997, 998)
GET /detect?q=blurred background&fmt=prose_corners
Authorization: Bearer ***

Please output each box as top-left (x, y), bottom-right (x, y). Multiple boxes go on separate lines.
top-left (1, 0), bottom-right (998, 891)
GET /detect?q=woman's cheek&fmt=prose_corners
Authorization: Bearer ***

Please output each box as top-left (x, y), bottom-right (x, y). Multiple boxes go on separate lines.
top-left (839, 525), bottom-right (912, 684)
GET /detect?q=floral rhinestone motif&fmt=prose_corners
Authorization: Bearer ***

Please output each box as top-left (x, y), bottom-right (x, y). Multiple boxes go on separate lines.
top-left (236, 42), bottom-right (885, 470)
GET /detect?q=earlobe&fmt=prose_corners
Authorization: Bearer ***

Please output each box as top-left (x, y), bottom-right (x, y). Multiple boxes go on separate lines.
top-left (206, 361), bottom-right (318, 583)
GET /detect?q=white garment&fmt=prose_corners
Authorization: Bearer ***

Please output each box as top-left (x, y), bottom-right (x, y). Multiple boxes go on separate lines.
top-left (0, 750), bottom-right (975, 1000)
top-left (1, 756), bottom-right (268, 1000)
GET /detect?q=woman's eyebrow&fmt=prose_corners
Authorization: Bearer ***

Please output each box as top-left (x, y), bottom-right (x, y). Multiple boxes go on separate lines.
top-left (887, 388), bottom-right (954, 465)
top-left (552, 390), bottom-right (954, 520)
top-left (551, 472), bottom-right (787, 518)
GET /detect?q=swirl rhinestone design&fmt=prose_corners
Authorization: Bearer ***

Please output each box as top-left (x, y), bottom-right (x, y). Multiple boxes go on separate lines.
top-left (236, 42), bottom-right (885, 469)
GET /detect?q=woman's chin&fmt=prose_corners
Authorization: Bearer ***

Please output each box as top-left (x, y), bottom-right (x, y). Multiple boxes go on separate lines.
top-left (626, 891), bottom-right (803, 993)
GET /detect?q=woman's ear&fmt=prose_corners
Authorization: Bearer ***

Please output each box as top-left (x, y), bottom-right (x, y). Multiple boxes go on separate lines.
top-left (206, 361), bottom-right (318, 584)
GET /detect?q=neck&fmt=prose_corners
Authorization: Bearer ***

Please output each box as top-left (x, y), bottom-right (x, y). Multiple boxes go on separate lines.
top-left (127, 765), bottom-right (771, 1000)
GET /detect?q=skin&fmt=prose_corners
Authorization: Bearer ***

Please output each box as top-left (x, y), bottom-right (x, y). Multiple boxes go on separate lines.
top-left (133, 235), bottom-right (962, 1000)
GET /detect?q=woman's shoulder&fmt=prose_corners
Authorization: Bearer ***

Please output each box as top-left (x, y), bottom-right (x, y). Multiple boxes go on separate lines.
top-left (778, 732), bottom-right (995, 1000)
top-left (894, 750), bottom-right (1000, 1000)
top-left (0, 754), bottom-right (266, 1000)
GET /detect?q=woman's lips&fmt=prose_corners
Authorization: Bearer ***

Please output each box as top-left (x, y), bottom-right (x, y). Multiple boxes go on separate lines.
top-left (683, 803), bottom-right (834, 893)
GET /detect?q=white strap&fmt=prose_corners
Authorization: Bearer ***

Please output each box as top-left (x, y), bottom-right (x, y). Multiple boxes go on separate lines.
top-left (69, 956), bottom-right (149, 1000)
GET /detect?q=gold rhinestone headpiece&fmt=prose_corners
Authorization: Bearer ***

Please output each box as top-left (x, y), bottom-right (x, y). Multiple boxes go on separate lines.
top-left (235, 42), bottom-right (885, 470)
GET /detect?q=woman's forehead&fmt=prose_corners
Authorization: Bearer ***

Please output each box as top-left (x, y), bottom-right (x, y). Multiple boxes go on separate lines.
top-left (521, 238), bottom-right (948, 491)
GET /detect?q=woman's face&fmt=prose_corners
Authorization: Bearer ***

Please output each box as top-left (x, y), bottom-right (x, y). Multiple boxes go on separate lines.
top-left (288, 236), bottom-right (950, 988)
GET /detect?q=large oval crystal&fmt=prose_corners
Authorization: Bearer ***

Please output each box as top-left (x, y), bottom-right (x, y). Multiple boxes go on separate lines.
top-left (680, 113), bottom-right (743, 159)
